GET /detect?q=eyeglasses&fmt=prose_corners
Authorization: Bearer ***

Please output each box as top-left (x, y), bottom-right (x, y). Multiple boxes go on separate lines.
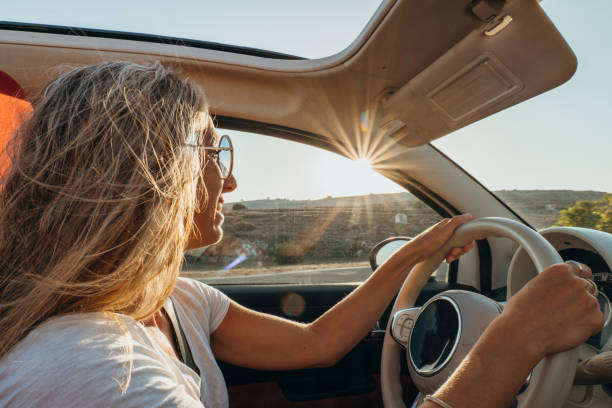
top-left (204, 134), bottom-right (233, 180)
top-left (187, 134), bottom-right (234, 180)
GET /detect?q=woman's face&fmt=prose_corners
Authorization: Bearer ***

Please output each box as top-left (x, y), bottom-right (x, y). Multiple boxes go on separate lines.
top-left (186, 125), bottom-right (237, 250)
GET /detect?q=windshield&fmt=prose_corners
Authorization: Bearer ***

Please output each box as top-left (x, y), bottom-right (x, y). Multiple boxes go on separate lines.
top-left (2, 0), bottom-right (383, 59)
top-left (433, 0), bottom-right (612, 231)
top-left (183, 130), bottom-right (444, 285)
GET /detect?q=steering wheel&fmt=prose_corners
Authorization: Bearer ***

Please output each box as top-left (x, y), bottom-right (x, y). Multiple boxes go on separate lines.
top-left (380, 217), bottom-right (578, 408)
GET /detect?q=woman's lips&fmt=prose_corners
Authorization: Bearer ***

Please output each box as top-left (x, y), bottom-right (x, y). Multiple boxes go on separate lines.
top-left (218, 196), bottom-right (224, 212)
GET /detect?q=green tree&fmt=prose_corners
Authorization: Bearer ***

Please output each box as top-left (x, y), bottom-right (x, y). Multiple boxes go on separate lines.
top-left (595, 193), bottom-right (612, 232)
top-left (556, 200), bottom-right (601, 228)
top-left (555, 194), bottom-right (612, 232)
top-left (597, 209), bottom-right (612, 232)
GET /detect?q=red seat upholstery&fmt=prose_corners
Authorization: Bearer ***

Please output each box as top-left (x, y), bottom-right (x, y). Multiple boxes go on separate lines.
top-left (0, 70), bottom-right (32, 177)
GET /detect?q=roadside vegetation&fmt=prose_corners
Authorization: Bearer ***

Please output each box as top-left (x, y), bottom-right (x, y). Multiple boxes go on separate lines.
top-left (555, 193), bottom-right (612, 232)
top-left (183, 190), bottom-right (608, 274)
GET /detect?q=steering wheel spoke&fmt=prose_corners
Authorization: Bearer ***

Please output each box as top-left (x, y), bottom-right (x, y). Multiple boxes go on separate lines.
top-left (390, 307), bottom-right (420, 348)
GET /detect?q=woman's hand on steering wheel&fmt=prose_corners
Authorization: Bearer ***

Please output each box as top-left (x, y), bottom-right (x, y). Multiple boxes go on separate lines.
top-left (500, 261), bottom-right (605, 361)
top-left (382, 217), bottom-right (607, 408)
top-left (408, 214), bottom-right (476, 264)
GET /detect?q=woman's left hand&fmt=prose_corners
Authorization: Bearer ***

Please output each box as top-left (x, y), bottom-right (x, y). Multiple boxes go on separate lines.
top-left (408, 213), bottom-right (475, 264)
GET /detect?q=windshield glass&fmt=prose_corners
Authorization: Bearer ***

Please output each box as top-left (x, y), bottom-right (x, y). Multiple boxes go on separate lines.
top-left (433, 0), bottom-right (612, 231)
top-left (2, 0), bottom-right (383, 59)
top-left (183, 130), bottom-right (444, 285)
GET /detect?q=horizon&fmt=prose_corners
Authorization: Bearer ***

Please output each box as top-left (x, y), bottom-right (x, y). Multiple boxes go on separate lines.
top-left (224, 188), bottom-right (609, 205)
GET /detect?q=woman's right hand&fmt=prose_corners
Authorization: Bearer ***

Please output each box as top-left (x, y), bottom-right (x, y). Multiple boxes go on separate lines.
top-left (499, 261), bottom-right (605, 361)
top-left (406, 213), bottom-right (475, 264)
top-left (423, 262), bottom-right (603, 408)
top-left (429, 261), bottom-right (605, 408)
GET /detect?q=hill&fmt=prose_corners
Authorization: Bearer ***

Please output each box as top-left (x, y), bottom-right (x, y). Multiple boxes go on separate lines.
top-left (225, 192), bottom-right (417, 210)
top-left (494, 190), bottom-right (605, 229)
top-left (226, 190), bottom-right (606, 219)
top-left (186, 190), bottom-right (607, 271)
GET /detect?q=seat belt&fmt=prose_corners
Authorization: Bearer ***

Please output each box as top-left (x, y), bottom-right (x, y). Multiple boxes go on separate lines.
top-left (162, 297), bottom-right (199, 375)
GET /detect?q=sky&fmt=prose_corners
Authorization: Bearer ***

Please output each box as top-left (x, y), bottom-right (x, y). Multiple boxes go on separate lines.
top-left (3, 0), bottom-right (612, 201)
top-left (434, 0), bottom-right (612, 193)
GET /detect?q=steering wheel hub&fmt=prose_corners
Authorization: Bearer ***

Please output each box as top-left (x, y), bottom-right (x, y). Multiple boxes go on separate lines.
top-left (392, 290), bottom-right (501, 395)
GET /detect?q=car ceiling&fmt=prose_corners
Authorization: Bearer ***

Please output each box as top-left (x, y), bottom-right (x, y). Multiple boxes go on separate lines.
top-left (0, 0), bottom-right (574, 159)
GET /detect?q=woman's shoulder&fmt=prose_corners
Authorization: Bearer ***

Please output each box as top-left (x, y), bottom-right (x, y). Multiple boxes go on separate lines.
top-left (0, 313), bottom-right (202, 407)
top-left (174, 277), bottom-right (224, 299)
top-left (4, 313), bottom-right (151, 361)
top-left (3, 313), bottom-right (140, 362)
top-left (172, 277), bottom-right (230, 334)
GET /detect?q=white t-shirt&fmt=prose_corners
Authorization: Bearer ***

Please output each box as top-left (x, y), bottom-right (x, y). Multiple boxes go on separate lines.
top-left (0, 278), bottom-right (231, 408)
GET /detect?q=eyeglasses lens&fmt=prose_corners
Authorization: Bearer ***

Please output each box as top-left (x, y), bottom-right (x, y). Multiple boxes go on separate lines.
top-left (218, 136), bottom-right (232, 178)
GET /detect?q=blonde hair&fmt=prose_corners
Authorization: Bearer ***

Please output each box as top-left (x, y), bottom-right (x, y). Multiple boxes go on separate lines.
top-left (0, 61), bottom-right (211, 359)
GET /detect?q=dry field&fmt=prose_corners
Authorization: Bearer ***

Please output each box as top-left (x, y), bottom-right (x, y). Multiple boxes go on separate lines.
top-left (182, 190), bottom-right (606, 278)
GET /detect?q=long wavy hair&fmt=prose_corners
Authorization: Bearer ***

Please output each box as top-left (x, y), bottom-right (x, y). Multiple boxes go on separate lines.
top-left (0, 61), bottom-right (210, 359)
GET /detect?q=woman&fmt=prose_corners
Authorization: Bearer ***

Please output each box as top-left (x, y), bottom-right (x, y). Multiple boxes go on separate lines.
top-left (0, 61), bottom-right (603, 408)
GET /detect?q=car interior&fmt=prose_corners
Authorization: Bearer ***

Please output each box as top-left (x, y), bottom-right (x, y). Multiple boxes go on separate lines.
top-left (1, 0), bottom-right (612, 407)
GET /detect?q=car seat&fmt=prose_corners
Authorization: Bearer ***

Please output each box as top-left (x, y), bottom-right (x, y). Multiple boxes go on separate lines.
top-left (0, 70), bottom-right (32, 177)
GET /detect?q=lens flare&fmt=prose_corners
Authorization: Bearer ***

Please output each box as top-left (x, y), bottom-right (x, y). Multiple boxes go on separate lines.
top-left (360, 110), bottom-right (370, 133)
top-left (224, 253), bottom-right (247, 270)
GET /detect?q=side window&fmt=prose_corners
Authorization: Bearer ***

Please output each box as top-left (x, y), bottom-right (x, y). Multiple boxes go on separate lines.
top-left (182, 130), bottom-right (443, 284)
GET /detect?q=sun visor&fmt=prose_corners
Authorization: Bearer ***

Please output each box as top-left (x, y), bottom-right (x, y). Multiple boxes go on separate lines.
top-left (375, 1), bottom-right (577, 147)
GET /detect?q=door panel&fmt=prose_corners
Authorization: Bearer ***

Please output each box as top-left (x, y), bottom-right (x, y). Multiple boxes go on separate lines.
top-left (213, 281), bottom-right (477, 406)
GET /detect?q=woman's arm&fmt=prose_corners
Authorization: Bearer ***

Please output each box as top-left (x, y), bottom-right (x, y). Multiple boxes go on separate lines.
top-left (210, 215), bottom-right (474, 370)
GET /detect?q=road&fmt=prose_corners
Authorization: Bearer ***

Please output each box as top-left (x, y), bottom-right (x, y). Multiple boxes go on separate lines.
top-left (196, 265), bottom-right (373, 285)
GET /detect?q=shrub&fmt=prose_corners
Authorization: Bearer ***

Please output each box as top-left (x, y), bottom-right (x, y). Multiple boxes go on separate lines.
top-left (347, 239), bottom-right (366, 257)
top-left (233, 203), bottom-right (248, 211)
top-left (234, 221), bottom-right (256, 231)
top-left (555, 194), bottom-right (612, 231)
top-left (276, 233), bottom-right (291, 242)
top-left (243, 212), bottom-right (264, 219)
top-left (331, 248), bottom-right (346, 258)
top-left (275, 242), bottom-right (304, 264)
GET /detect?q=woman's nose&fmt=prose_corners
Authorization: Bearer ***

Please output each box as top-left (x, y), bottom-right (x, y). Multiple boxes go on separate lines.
top-left (222, 173), bottom-right (237, 193)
